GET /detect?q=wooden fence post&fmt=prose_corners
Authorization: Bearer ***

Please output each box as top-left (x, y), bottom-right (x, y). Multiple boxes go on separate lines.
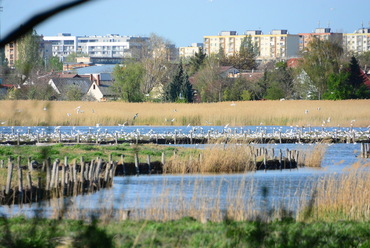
top-left (5, 158), bottom-right (13, 195)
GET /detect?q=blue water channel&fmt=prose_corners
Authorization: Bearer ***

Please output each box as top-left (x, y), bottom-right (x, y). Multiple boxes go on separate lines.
top-left (0, 126), bottom-right (369, 219)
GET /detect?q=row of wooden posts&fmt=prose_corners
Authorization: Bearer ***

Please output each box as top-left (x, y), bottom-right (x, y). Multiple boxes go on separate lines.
top-left (251, 147), bottom-right (302, 170)
top-left (1, 155), bottom-right (117, 205)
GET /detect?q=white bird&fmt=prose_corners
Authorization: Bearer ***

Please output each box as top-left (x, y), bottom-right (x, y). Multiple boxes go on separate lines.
top-left (133, 113), bottom-right (139, 120)
top-left (317, 107), bottom-right (321, 111)
top-left (43, 106), bottom-right (47, 111)
top-left (230, 102), bottom-right (236, 106)
top-left (304, 109), bottom-right (309, 114)
top-left (67, 113), bottom-right (71, 117)
top-left (0, 121), bottom-right (5, 125)
top-left (96, 123), bottom-right (100, 127)
top-left (224, 123), bottom-right (229, 129)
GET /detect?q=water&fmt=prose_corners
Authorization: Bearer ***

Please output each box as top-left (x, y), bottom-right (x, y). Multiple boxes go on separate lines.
top-left (0, 127), bottom-right (369, 219)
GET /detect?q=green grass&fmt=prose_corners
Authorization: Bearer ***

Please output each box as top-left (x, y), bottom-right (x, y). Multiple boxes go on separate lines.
top-left (1, 216), bottom-right (369, 248)
top-left (0, 144), bottom-right (180, 164)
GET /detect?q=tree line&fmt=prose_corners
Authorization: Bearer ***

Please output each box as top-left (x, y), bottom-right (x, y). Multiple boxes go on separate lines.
top-left (1, 31), bottom-right (369, 102)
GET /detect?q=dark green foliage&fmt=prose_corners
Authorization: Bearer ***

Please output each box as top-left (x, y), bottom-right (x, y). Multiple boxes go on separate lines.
top-left (323, 72), bottom-right (351, 100)
top-left (164, 62), bottom-right (193, 102)
top-left (46, 56), bottom-right (63, 72)
top-left (347, 56), bottom-right (368, 98)
top-left (188, 48), bottom-right (206, 75)
top-left (112, 63), bottom-right (144, 102)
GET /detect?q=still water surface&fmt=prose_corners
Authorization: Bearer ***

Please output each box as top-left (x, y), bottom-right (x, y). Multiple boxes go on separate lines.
top-left (0, 126), bottom-right (368, 218)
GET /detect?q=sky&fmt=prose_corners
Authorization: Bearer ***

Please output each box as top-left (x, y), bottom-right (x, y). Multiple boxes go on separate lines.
top-left (2, 0), bottom-right (370, 47)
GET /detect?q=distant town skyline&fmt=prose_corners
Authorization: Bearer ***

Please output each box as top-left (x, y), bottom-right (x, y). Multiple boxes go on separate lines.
top-left (3, 0), bottom-right (370, 47)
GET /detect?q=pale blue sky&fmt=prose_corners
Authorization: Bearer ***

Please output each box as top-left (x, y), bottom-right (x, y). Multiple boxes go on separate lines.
top-left (2, 0), bottom-right (370, 47)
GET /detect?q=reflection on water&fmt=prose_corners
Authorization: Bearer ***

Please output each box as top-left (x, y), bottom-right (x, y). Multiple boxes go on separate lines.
top-left (1, 143), bottom-right (368, 219)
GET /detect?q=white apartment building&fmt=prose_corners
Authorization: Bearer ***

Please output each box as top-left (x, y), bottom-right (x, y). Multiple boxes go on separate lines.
top-left (203, 30), bottom-right (300, 62)
top-left (179, 43), bottom-right (203, 58)
top-left (43, 33), bottom-right (79, 60)
top-left (43, 33), bottom-right (149, 61)
top-left (343, 28), bottom-right (370, 54)
top-left (77, 35), bottom-right (149, 58)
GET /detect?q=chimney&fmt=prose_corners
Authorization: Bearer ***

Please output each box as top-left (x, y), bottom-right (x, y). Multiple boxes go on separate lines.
top-left (97, 74), bottom-right (100, 86)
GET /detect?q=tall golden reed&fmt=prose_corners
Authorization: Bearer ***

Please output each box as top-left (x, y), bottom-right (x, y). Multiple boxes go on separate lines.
top-left (163, 144), bottom-right (255, 174)
top-left (303, 144), bottom-right (327, 167)
top-left (298, 164), bottom-right (370, 222)
top-left (1, 99), bottom-right (369, 127)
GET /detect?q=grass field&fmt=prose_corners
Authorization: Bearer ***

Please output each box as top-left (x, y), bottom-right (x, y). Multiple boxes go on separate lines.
top-left (1, 99), bottom-right (369, 127)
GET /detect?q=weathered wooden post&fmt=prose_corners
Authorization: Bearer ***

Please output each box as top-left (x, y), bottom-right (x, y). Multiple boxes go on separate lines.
top-left (27, 156), bottom-right (32, 171)
top-left (5, 158), bottom-right (13, 195)
top-left (115, 132), bottom-right (118, 145)
top-left (17, 159), bottom-right (23, 204)
top-left (174, 132), bottom-right (177, 145)
top-left (161, 152), bottom-right (165, 166)
top-left (279, 149), bottom-right (283, 170)
top-left (27, 172), bottom-right (32, 199)
top-left (46, 159), bottom-right (51, 191)
top-left (147, 154), bottom-right (151, 174)
top-left (0, 160), bottom-right (4, 169)
top-left (134, 153), bottom-right (140, 175)
top-left (17, 133), bottom-right (20, 146)
top-left (189, 131), bottom-right (193, 145)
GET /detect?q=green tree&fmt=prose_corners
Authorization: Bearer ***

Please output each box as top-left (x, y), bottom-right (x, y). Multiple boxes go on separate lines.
top-left (112, 63), bottom-right (144, 102)
top-left (347, 56), bottom-right (368, 98)
top-left (14, 30), bottom-right (42, 82)
top-left (300, 37), bottom-right (344, 99)
top-left (47, 56), bottom-right (63, 71)
top-left (323, 72), bottom-right (351, 100)
top-left (219, 35), bottom-right (258, 70)
top-left (193, 56), bottom-right (226, 102)
top-left (164, 62), bottom-right (193, 102)
top-left (356, 51), bottom-right (370, 70)
top-left (188, 47), bottom-right (206, 75)
top-left (64, 85), bottom-right (83, 101)
top-left (265, 82), bottom-right (285, 100)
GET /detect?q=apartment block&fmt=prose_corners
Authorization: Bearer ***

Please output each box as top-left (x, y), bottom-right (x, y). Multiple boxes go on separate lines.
top-left (204, 30), bottom-right (300, 62)
top-left (343, 28), bottom-right (370, 53)
top-left (43, 33), bottom-right (79, 60)
top-left (299, 28), bottom-right (343, 51)
top-left (4, 41), bottom-right (17, 68)
top-left (43, 33), bottom-right (149, 61)
top-left (179, 43), bottom-right (203, 58)
top-left (4, 35), bottom-right (52, 68)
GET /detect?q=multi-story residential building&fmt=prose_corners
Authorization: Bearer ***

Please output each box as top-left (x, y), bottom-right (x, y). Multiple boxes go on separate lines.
top-left (179, 43), bottom-right (203, 58)
top-left (4, 36), bottom-right (52, 68)
top-left (43, 33), bottom-right (79, 60)
top-left (203, 30), bottom-right (300, 62)
top-left (77, 34), bottom-right (149, 58)
top-left (299, 28), bottom-right (343, 51)
top-left (43, 33), bottom-right (149, 62)
top-left (343, 28), bottom-right (370, 54)
top-left (4, 40), bottom-right (17, 68)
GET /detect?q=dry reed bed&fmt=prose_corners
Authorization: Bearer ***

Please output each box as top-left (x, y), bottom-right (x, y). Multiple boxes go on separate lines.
top-left (1, 100), bottom-right (370, 127)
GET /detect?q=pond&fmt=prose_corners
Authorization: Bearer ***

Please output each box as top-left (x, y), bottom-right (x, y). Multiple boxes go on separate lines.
top-left (0, 126), bottom-right (369, 220)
